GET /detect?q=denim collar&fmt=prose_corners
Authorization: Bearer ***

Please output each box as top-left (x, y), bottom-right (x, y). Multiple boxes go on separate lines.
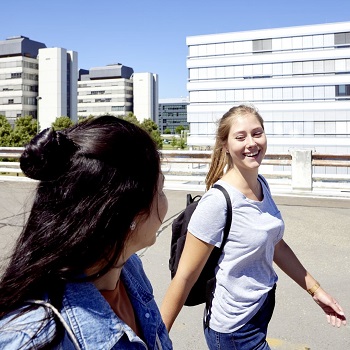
top-left (62, 257), bottom-right (155, 349)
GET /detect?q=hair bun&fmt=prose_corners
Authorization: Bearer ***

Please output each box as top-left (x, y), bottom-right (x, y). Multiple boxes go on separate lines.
top-left (20, 128), bottom-right (77, 181)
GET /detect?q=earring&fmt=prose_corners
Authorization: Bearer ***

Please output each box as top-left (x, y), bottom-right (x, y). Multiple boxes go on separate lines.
top-left (130, 221), bottom-right (136, 231)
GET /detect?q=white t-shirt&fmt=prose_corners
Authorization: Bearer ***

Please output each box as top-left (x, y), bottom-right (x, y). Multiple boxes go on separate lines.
top-left (188, 176), bottom-right (284, 333)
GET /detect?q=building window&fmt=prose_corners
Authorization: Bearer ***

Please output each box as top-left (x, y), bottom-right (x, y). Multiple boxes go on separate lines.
top-left (11, 73), bottom-right (22, 79)
top-left (8, 99), bottom-right (14, 104)
top-left (335, 32), bottom-right (350, 47)
top-left (111, 106), bottom-right (124, 111)
top-left (336, 85), bottom-right (350, 96)
top-left (253, 39), bottom-right (272, 53)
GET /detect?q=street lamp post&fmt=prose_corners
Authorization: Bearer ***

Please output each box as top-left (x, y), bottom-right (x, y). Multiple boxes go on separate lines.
top-left (36, 96), bottom-right (42, 133)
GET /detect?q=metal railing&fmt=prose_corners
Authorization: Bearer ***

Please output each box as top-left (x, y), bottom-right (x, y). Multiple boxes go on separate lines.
top-left (0, 147), bottom-right (23, 175)
top-left (1, 147), bottom-right (349, 193)
top-left (160, 150), bottom-right (350, 192)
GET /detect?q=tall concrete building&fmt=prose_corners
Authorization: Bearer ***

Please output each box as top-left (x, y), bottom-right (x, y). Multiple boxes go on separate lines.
top-left (77, 64), bottom-right (134, 118)
top-left (0, 35), bottom-right (78, 130)
top-left (78, 67), bottom-right (158, 123)
top-left (38, 47), bottom-right (78, 130)
top-left (132, 72), bottom-right (159, 123)
top-left (186, 22), bottom-right (350, 156)
top-left (158, 97), bottom-right (189, 133)
top-left (0, 36), bottom-right (46, 125)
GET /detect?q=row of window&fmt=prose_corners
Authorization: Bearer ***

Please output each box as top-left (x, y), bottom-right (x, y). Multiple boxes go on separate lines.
top-left (78, 81), bottom-right (133, 88)
top-left (189, 59), bottom-right (350, 80)
top-left (161, 120), bottom-right (187, 124)
top-left (1, 97), bottom-right (37, 105)
top-left (159, 105), bottom-right (187, 111)
top-left (78, 97), bottom-right (133, 103)
top-left (188, 32), bottom-right (350, 57)
top-left (0, 110), bottom-right (36, 120)
top-left (1, 72), bottom-right (38, 80)
top-left (159, 113), bottom-right (187, 118)
top-left (78, 89), bottom-right (132, 96)
top-left (190, 120), bottom-right (350, 137)
top-left (78, 105), bottom-right (132, 114)
top-left (190, 85), bottom-right (350, 103)
top-left (1, 84), bottom-right (38, 92)
top-left (0, 60), bottom-right (38, 69)
top-left (253, 33), bottom-right (350, 53)
top-left (265, 120), bottom-right (350, 137)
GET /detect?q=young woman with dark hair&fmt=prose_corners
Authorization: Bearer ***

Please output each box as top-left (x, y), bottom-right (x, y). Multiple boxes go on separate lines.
top-left (0, 115), bottom-right (172, 349)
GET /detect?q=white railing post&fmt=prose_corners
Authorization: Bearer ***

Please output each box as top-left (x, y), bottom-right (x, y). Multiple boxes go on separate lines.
top-left (290, 149), bottom-right (313, 191)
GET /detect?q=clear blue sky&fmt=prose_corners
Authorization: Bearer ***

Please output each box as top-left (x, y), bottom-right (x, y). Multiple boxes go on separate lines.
top-left (2, 0), bottom-right (349, 98)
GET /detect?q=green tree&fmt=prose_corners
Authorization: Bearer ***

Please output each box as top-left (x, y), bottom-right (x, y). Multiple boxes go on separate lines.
top-left (170, 136), bottom-right (177, 149)
top-left (52, 116), bottom-right (74, 131)
top-left (78, 115), bottom-right (94, 123)
top-left (0, 115), bottom-right (12, 146)
top-left (121, 112), bottom-right (140, 126)
top-left (140, 119), bottom-right (163, 149)
top-left (178, 137), bottom-right (186, 149)
top-left (11, 116), bottom-right (37, 147)
top-left (140, 118), bottom-right (158, 133)
top-left (164, 128), bottom-right (171, 134)
top-left (175, 125), bottom-right (185, 134)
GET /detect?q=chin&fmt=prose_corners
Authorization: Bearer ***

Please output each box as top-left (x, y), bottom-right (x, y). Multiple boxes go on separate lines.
top-left (150, 236), bottom-right (157, 246)
top-left (145, 236), bottom-right (157, 248)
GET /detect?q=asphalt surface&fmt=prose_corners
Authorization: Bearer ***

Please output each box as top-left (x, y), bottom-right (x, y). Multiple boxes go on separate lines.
top-left (0, 179), bottom-right (349, 349)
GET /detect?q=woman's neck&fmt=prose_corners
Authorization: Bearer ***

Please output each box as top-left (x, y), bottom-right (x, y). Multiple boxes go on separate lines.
top-left (93, 267), bottom-right (123, 291)
top-left (222, 168), bottom-right (262, 201)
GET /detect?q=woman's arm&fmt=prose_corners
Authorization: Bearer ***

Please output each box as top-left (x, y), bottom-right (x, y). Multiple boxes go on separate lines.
top-left (274, 239), bottom-right (346, 327)
top-left (160, 232), bottom-right (214, 332)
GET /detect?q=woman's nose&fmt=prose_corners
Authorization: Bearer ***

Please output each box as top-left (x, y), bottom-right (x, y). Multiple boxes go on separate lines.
top-left (246, 135), bottom-right (256, 147)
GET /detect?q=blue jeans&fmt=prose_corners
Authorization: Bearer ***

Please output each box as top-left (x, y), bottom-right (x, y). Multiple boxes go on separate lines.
top-left (204, 285), bottom-right (276, 350)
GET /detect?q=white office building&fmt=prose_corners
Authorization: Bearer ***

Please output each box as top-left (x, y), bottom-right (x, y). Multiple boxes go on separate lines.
top-left (132, 72), bottom-right (159, 123)
top-left (0, 36), bottom-right (78, 130)
top-left (38, 48), bottom-right (78, 130)
top-left (186, 22), bottom-right (350, 156)
top-left (77, 64), bottom-right (134, 118)
top-left (0, 36), bottom-right (46, 125)
top-left (78, 68), bottom-right (158, 123)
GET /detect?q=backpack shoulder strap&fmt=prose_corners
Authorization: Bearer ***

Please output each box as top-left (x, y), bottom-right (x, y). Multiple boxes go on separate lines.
top-left (258, 174), bottom-right (268, 188)
top-left (212, 184), bottom-right (232, 250)
top-left (26, 299), bottom-right (81, 350)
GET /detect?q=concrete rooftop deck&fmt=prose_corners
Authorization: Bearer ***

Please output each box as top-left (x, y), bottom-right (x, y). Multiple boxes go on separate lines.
top-left (0, 180), bottom-right (349, 349)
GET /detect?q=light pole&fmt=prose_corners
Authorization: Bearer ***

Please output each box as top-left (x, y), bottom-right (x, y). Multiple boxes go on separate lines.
top-left (36, 96), bottom-right (42, 133)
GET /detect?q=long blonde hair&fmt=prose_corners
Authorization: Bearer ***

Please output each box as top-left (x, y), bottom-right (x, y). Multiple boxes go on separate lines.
top-left (205, 105), bottom-right (264, 190)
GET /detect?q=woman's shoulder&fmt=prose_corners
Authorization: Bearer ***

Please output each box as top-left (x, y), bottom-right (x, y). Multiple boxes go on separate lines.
top-left (200, 180), bottom-right (237, 209)
top-left (0, 305), bottom-right (55, 349)
top-left (123, 254), bottom-right (152, 290)
top-left (124, 253), bottom-right (143, 272)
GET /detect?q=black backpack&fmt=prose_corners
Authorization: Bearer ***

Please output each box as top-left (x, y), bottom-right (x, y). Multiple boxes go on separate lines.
top-left (168, 184), bottom-right (232, 306)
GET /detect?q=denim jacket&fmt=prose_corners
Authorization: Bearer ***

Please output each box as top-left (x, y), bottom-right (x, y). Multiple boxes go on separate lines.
top-left (0, 254), bottom-right (173, 349)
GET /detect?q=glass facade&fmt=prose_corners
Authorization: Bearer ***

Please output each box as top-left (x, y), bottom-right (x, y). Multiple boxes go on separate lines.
top-left (158, 98), bottom-right (189, 133)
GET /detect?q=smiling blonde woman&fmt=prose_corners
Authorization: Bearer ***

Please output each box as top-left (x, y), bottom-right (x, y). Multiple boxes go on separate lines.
top-left (161, 104), bottom-right (346, 350)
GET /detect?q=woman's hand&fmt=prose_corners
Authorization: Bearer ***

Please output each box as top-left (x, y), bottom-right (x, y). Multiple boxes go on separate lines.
top-left (312, 288), bottom-right (346, 327)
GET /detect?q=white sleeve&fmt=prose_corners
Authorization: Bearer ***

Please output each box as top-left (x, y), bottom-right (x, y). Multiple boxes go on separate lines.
top-left (187, 187), bottom-right (228, 248)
